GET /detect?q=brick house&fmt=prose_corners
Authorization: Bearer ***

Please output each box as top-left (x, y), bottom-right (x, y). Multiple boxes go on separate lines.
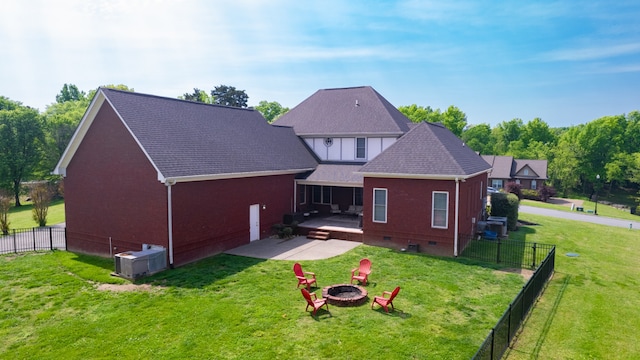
top-left (481, 155), bottom-right (548, 190)
top-left (55, 86), bottom-right (492, 266)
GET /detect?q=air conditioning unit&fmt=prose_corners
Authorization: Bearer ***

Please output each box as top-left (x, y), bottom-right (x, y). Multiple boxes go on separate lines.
top-left (114, 245), bottom-right (167, 279)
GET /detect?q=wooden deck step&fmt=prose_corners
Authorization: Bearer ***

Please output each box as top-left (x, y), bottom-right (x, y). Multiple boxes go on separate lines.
top-left (307, 230), bottom-right (330, 240)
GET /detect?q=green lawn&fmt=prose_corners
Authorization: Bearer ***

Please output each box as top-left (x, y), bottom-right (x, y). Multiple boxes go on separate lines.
top-left (0, 246), bottom-right (525, 359)
top-left (6, 199), bottom-right (65, 229)
top-left (521, 198), bottom-right (640, 222)
top-left (504, 213), bottom-right (640, 359)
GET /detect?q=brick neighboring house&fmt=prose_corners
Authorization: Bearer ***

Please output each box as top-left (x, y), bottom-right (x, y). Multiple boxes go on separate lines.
top-left (481, 155), bottom-right (548, 190)
top-left (55, 86), bottom-right (492, 266)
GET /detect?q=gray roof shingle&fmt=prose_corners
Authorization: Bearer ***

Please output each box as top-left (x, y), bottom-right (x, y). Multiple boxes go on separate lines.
top-left (298, 164), bottom-right (364, 186)
top-left (359, 122), bottom-right (491, 178)
top-left (101, 88), bottom-right (317, 180)
top-left (273, 86), bottom-right (412, 136)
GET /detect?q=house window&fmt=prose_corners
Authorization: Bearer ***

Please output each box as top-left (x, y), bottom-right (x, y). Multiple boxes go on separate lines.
top-left (531, 180), bottom-right (537, 190)
top-left (356, 138), bottom-right (366, 159)
top-left (432, 192), bottom-right (448, 229)
top-left (524, 169), bottom-right (529, 175)
top-left (373, 188), bottom-right (387, 223)
top-left (299, 185), bottom-right (306, 205)
top-left (312, 185), bottom-right (332, 204)
top-left (354, 187), bottom-right (363, 206)
top-left (515, 179), bottom-right (521, 185)
top-left (492, 179), bottom-right (503, 189)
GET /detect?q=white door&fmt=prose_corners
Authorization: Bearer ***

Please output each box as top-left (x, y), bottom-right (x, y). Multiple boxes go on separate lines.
top-left (249, 204), bottom-right (260, 242)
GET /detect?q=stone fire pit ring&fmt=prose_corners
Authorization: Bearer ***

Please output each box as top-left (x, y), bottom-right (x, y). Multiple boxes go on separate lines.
top-left (322, 284), bottom-right (368, 306)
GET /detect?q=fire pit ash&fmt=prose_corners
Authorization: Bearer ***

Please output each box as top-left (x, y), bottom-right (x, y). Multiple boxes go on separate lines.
top-left (321, 284), bottom-right (368, 306)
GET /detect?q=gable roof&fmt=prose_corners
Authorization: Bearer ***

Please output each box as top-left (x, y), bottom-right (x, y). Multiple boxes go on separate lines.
top-left (273, 86), bottom-right (412, 136)
top-left (481, 155), bottom-right (514, 179)
top-left (481, 155), bottom-right (548, 180)
top-left (54, 88), bottom-right (317, 183)
top-left (298, 164), bottom-right (364, 186)
top-left (358, 122), bottom-right (491, 179)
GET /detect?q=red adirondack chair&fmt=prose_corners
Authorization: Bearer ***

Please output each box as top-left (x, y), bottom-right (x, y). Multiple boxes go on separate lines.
top-left (371, 286), bottom-right (400, 313)
top-left (350, 258), bottom-right (371, 285)
top-left (293, 262), bottom-right (317, 290)
top-left (301, 288), bottom-right (329, 316)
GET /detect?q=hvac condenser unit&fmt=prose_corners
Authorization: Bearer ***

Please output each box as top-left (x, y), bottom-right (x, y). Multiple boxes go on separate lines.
top-left (114, 245), bottom-right (167, 279)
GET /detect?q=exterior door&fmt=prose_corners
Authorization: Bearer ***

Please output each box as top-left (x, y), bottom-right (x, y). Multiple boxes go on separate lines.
top-left (249, 204), bottom-right (260, 242)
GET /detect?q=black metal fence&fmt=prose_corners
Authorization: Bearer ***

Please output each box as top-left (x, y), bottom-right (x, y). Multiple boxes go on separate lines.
top-left (461, 238), bottom-right (555, 269)
top-left (0, 227), bottom-right (67, 255)
top-left (472, 245), bottom-right (556, 360)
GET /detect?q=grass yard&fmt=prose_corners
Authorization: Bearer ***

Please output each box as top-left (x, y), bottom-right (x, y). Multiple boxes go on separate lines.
top-left (521, 199), bottom-right (640, 222)
top-left (6, 199), bottom-right (65, 229)
top-left (0, 245), bottom-right (525, 359)
top-left (505, 213), bottom-right (640, 359)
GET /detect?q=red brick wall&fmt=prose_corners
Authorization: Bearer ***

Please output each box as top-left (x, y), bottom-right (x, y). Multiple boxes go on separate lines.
top-left (170, 174), bottom-right (297, 266)
top-left (64, 103), bottom-right (169, 257)
top-left (362, 174), bottom-right (487, 257)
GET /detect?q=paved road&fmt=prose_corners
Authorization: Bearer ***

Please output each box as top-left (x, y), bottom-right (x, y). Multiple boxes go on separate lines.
top-left (519, 205), bottom-right (640, 230)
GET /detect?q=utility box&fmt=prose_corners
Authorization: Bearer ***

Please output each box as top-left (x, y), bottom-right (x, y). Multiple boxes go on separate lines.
top-left (114, 245), bottom-right (167, 279)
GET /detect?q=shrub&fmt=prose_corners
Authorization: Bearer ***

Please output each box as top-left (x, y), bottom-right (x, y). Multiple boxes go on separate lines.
top-left (522, 189), bottom-right (540, 201)
top-left (537, 184), bottom-right (556, 202)
top-left (490, 192), bottom-right (520, 231)
top-left (31, 183), bottom-right (52, 227)
top-left (0, 190), bottom-right (11, 235)
top-left (504, 181), bottom-right (523, 199)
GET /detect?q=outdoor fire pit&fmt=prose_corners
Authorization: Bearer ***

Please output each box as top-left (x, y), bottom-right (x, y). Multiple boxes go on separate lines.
top-left (322, 284), bottom-right (368, 306)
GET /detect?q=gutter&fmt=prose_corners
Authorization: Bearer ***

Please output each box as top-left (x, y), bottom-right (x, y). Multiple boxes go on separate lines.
top-left (166, 180), bottom-right (176, 268)
top-left (454, 177), bottom-right (460, 257)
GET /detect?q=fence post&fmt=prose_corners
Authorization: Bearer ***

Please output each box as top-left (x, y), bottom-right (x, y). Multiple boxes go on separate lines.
top-left (33, 227), bottom-right (37, 251)
top-left (531, 242), bottom-right (537, 268)
top-left (49, 227), bottom-right (53, 250)
top-left (13, 229), bottom-right (17, 254)
top-left (65, 228), bottom-right (68, 251)
top-left (496, 238), bottom-right (501, 264)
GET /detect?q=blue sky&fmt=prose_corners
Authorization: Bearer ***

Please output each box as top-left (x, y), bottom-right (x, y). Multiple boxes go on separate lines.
top-left (1, 0), bottom-right (638, 128)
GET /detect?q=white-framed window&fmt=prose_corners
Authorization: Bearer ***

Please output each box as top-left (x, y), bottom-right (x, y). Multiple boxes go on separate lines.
top-left (531, 180), bottom-right (537, 190)
top-left (524, 169), bottom-right (529, 175)
top-left (373, 188), bottom-right (387, 223)
top-left (312, 185), bottom-right (332, 204)
top-left (492, 179), bottom-right (503, 189)
top-left (356, 137), bottom-right (366, 159)
top-left (515, 179), bottom-right (521, 185)
top-left (432, 191), bottom-right (449, 229)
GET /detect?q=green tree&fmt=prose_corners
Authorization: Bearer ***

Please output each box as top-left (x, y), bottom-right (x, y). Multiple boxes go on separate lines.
top-left (398, 104), bottom-right (442, 123)
top-left (180, 88), bottom-right (214, 104)
top-left (211, 85), bottom-right (248, 108)
top-left (0, 96), bottom-right (20, 111)
top-left (461, 123), bottom-right (494, 154)
top-left (441, 105), bottom-right (467, 137)
top-left (492, 119), bottom-right (524, 154)
top-left (87, 84), bottom-right (134, 102)
top-left (521, 118), bottom-right (556, 146)
top-left (255, 100), bottom-right (289, 123)
top-left (55, 84), bottom-right (86, 103)
top-left (40, 99), bottom-right (88, 177)
top-left (0, 106), bottom-right (44, 206)
top-left (548, 127), bottom-right (583, 196)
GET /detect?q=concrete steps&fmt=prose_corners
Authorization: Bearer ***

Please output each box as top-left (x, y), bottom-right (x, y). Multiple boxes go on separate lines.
top-left (307, 230), bottom-right (330, 240)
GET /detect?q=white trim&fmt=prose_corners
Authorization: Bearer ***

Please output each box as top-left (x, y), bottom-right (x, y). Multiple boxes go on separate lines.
top-left (162, 168), bottom-right (315, 184)
top-left (431, 191), bottom-right (449, 229)
top-left (166, 181), bottom-right (175, 267)
top-left (454, 179), bottom-right (460, 256)
top-left (357, 169), bottom-right (490, 181)
top-left (373, 188), bottom-right (387, 223)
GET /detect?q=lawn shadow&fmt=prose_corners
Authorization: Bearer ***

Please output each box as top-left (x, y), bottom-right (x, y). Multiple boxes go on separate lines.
top-left (136, 253), bottom-right (267, 289)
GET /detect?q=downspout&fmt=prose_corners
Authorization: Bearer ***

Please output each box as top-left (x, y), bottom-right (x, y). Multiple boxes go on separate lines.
top-left (293, 180), bottom-right (298, 213)
top-left (166, 180), bottom-right (175, 268)
top-left (454, 177), bottom-right (460, 257)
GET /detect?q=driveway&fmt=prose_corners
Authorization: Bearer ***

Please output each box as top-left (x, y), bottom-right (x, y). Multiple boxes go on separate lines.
top-left (519, 205), bottom-right (640, 230)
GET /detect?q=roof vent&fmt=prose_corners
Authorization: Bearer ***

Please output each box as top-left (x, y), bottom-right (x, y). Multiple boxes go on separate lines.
top-left (355, 99), bottom-right (359, 107)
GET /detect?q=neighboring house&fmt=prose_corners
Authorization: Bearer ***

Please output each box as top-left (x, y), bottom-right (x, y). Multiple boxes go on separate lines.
top-left (481, 155), bottom-right (548, 190)
top-left (55, 86), bottom-right (492, 266)
top-left (274, 86), bottom-right (492, 256)
top-left (54, 88), bottom-right (317, 267)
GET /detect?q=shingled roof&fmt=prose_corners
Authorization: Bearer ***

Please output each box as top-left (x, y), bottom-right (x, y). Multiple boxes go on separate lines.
top-left (56, 88), bottom-right (317, 183)
top-left (273, 86), bottom-right (412, 136)
top-left (358, 122), bottom-right (491, 179)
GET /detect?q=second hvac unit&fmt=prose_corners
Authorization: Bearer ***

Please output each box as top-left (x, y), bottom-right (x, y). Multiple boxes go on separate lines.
top-left (114, 245), bottom-right (167, 279)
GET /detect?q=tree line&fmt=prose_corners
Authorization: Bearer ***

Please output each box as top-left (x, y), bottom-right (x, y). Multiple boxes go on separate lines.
top-left (1, 83), bottom-right (639, 217)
